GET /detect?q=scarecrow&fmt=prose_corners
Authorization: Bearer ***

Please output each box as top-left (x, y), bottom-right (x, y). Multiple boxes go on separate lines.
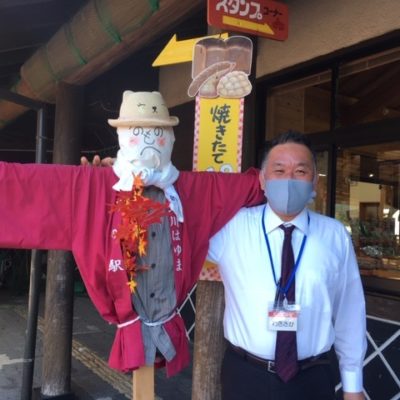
top-left (0, 91), bottom-right (263, 376)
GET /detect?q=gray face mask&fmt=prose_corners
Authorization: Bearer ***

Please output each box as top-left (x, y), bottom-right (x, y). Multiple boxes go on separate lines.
top-left (264, 179), bottom-right (315, 216)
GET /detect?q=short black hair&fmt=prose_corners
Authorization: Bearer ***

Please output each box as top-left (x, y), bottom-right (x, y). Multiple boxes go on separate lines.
top-left (261, 130), bottom-right (316, 169)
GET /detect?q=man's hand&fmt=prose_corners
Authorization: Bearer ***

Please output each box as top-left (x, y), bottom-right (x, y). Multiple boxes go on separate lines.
top-left (80, 155), bottom-right (114, 167)
top-left (343, 392), bottom-right (364, 400)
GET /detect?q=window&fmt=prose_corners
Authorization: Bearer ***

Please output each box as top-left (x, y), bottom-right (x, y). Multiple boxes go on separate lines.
top-left (264, 46), bottom-right (400, 295)
top-left (266, 71), bottom-right (332, 138)
top-left (309, 150), bottom-right (329, 215)
top-left (338, 48), bottom-right (400, 127)
top-left (335, 144), bottom-right (400, 284)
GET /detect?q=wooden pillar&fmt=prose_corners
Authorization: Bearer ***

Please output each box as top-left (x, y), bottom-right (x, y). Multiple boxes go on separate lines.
top-left (133, 366), bottom-right (154, 400)
top-left (191, 25), bottom-right (225, 400)
top-left (192, 281), bottom-right (225, 400)
top-left (241, 36), bottom-right (258, 170)
top-left (41, 82), bottom-right (83, 399)
top-left (191, 34), bottom-right (258, 400)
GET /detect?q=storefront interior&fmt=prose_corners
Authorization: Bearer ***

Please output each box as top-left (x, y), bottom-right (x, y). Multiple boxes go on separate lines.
top-left (265, 46), bottom-right (400, 299)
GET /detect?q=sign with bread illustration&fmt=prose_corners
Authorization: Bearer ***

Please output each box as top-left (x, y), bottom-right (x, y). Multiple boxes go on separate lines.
top-left (188, 36), bottom-right (253, 99)
top-left (190, 36), bottom-right (253, 281)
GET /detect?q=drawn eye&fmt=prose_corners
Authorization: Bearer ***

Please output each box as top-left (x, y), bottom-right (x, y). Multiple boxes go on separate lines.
top-left (137, 103), bottom-right (145, 108)
top-left (132, 127), bottom-right (143, 136)
top-left (152, 106), bottom-right (158, 113)
top-left (154, 127), bottom-right (163, 137)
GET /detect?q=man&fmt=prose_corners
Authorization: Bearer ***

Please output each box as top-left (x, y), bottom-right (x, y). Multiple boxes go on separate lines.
top-left (0, 91), bottom-right (264, 376)
top-left (208, 131), bottom-right (366, 400)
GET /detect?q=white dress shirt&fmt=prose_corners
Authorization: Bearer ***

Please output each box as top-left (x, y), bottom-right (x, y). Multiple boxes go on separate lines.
top-left (208, 203), bottom-right (367, 392)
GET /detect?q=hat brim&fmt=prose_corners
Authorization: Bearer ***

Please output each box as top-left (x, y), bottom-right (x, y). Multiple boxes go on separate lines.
top-left (108, 116), bottom-right (179, 128)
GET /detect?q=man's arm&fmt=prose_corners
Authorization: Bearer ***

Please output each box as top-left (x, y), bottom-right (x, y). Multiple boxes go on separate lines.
top-left (333, 227), bottom-right (367, 397)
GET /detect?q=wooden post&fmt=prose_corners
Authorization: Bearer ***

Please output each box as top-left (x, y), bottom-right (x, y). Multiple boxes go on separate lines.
top-left (41, 251), bottom-right (75, 398)
top-left (41, 82), bottom-right (83, 398)
top-left (191, 25), bottom-right (225, 400)
top-left (191, 33), bottom-right (258, 400)
top-left (133, 366), bottom-right (154, 400)
top-left (192, 280), bottom-right (226, 400)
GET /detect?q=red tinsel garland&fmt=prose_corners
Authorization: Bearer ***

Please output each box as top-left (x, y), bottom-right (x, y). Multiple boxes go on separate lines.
top-left (111, 175), bottom-right (169, 293)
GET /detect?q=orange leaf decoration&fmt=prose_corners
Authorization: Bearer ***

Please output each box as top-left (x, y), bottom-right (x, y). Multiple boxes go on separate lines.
top-left (111, 174), bottom-right (170, 293)
top-left (127, 279), bottom-right (137, 293)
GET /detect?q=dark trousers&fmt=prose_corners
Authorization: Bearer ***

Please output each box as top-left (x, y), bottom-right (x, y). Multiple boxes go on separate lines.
top-left (221, 345), bottom-right (336, 400)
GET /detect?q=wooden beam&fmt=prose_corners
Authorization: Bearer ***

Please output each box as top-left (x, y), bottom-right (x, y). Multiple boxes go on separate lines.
top-left (67, 0), bottom-right (204, 86)
top-left (0, 87), bottom-right (43, 109)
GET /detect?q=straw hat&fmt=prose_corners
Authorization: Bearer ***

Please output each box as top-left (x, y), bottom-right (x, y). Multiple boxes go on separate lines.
top-left (108, 91), bottom-right (179, 127)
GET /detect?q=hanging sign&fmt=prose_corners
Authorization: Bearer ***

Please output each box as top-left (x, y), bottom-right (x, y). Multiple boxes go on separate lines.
top-left (188, 35), bottom-right (253, 280)
top-left (207, 0), bottom-right (288, 41)
top-left (189, 35), bottom-right (253, 174)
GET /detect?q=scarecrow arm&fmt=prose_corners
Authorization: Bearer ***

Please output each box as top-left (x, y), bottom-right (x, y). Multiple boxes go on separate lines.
top-left (177, 168), bottom-right (264, 238)
top-left (0, 161), bottom-right (77, 250)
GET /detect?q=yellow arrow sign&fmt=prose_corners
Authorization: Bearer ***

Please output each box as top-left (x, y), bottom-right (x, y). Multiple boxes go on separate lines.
top-left (222, 16), bottom-right (274, 35)
top-left (152, 33), bottom-right (229, 67)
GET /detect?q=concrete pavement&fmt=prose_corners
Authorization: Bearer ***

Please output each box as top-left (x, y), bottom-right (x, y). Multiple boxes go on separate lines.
top-left (0, 290), bottom-right (192, 400)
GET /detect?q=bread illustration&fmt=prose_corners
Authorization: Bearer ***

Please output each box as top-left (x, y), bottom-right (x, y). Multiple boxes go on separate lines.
top-left (192, 36), bottom-right (252, 78)
top-left (217, 71), bottom-right (252, 98)
top-left (188, 36), bottom-right (253, 98)
top-left (187, 61), bottom-right (235, 98)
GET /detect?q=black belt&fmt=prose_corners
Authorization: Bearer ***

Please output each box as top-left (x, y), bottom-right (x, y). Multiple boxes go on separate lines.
top-left (227, 342), bottom-right (330, 374)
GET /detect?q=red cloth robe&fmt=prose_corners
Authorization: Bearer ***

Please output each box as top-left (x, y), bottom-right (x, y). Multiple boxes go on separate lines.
top-left (0, 162), bottom-right (263, 376)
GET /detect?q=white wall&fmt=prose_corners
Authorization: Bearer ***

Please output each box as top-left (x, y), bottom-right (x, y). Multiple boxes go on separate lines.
top-left (349, 181), bottom-right (381, 219)
top-left (257, 0), bottom-right (400, 77)
top-left (160, 0), bottom-right (400, 107)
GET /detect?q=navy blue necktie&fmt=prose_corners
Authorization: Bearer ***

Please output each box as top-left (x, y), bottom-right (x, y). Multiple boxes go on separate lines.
top-left (275, 224), bottom-right (299, 382)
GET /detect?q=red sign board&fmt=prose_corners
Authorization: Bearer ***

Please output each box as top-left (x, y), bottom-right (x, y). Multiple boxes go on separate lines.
top-left (208, 0), bottom-right (288, 41)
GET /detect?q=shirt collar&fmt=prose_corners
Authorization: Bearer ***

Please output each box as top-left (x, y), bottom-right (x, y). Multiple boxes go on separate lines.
top-left (264, 203), bottom-right (310, 235)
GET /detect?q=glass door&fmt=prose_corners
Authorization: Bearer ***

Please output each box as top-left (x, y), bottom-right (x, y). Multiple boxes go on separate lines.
top-left (335, 142), bottom-right (400, 293)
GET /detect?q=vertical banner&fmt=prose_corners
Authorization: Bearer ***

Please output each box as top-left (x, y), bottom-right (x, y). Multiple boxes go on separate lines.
top-left (188, 35), bottom-right (253, 281)
top-left (193, 96), bottom-right (244, 173)
top-left (194, 97), bottom-right (243, 280)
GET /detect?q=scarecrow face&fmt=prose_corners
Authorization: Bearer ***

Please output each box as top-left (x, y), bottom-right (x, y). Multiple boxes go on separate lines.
top-left (117, 125), bottom-right (175, 170)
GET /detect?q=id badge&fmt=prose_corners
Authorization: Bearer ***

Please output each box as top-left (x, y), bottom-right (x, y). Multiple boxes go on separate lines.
top-left (268, 301), bottom-right (300, 332)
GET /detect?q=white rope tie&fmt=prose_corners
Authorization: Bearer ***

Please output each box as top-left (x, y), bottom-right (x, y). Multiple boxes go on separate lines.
top-left (142, 311), bottom-right (177, 327)
top-left (116, 310), bottom-right (177, 329)
top-left (117, 315), bottom-right (140, 328)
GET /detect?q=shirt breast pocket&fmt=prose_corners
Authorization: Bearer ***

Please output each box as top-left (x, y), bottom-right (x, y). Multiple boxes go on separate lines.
top-left (301, 254), bottom-right (340, 290)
